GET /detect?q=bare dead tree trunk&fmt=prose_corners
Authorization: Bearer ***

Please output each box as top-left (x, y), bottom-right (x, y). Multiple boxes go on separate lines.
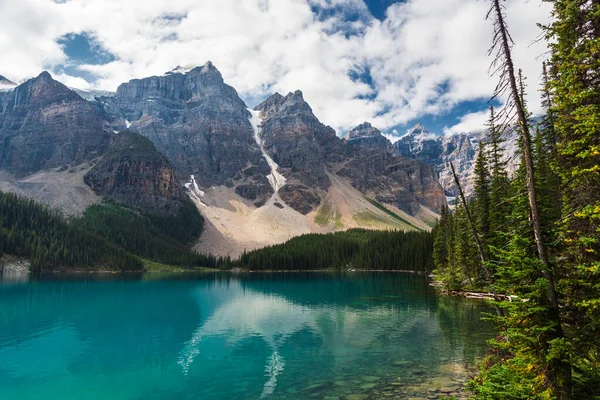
top-left (492, 0), bottom-right (559, 312)
top-left (450, 162), bottom-right (490, 279)
top-left (489, 0), bottom-right (571, 397)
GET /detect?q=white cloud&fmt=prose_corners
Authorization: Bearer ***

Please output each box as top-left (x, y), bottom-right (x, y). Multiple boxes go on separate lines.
top-left (442, 109), bottom-right (490, 136)
top-left (0, 0), bottom-right (552, 135)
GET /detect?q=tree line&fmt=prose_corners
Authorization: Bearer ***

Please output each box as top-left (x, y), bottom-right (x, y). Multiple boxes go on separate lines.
top-left (0, 192), bottom-right (141, 271)
top-left (433, 0), bottom-right (599, 398)
top-left (225, 229), bottom-right (434, 271)
top-left (0, 193), bottom-right (218, 271)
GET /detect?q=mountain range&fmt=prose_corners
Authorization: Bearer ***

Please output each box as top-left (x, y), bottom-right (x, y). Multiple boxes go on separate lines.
top-left (0, 63), bottom-right (514, 257)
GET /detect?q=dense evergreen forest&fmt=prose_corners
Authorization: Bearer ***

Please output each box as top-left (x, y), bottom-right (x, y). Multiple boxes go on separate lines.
top-left (227, 229), bottom-right (434, 271)
top-left (0, 193), bottom-right (218, 271)
top-left (0, 192), bottom-right (141, 271)
top-left (72, 200), bottom-right (217, 268)
top-left (433, 0), bottom-right (599, 398)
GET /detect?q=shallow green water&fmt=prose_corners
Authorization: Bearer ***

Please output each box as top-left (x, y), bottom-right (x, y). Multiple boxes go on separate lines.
top-left (0, 272), bottom-right (493, 399)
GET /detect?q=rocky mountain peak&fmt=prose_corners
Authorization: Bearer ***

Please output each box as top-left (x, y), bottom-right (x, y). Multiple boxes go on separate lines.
top-left (282, 90), bottom-right (311, 111)
top-left (0, 72), bottom-right (110, 177)
top-left (36, 71), bottom-right (52, 81)
top-left (97, 61), bottom-right (272, 205)
top-left (11, 71), bottom-right (81, 106)
top-left (405, 123), bottom-right (438, 142)
top-left (346, 122), bottom-right (390, 149)
top-left (113, 61), bottom-right (240, 107)
top-left (0, 74), bottom-right (17, 90)
top-left (186, 61), bottom-right (221, 78)
top-left (256, 90), bottom-right (314, 121)
top-left (347, 122), bottom-right (379, 139)
top-left (407, 123), bottom-right (428, 136)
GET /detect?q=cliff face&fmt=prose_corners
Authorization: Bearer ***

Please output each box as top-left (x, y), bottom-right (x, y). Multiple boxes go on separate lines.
top-left (84, 131), bottom-right (189, 216)
top-left (255, 90), bottom-right (332, 213)
top-left (0, 72), bottom-right (111, 177)
top-left (391, 124), bottom-right (520, 200)
top-left (255, 92), bottom-right (446, 215)
top-left (393, 127), bottom-right (477, 199)
top-left (97, 62), bottom-right (273, 206)
top-left (0, 65), bottom-right (448, 244)
top-left (437, 133), bottom-right (477, 197)
top-left (345, 122), bottom-right (391, 149)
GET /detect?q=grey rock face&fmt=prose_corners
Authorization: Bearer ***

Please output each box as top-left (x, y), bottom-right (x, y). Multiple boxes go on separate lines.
top-left (345, 122), bottom-right (391, 149)
top-left (84, 131), bottom-right (189, 216)
top-left (391, 124), bottom-right (519, 200)
top-left (0, 65), bottom-right (447, 220)
top-left (393, 124), bottom-right (443, 165)
top-left (0, 72), bottom-right (111, 177)
top-left (96, 62), bottom-right (273, 206)
top-left (337, 147), bottom-right (446, 215)
top-left (256, 90), bottom-right (331, 190)
top-left (255, 92), bottom-right (446, 215)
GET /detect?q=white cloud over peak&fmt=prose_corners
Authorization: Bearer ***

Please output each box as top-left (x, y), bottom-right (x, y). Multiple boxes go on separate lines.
top-left (0, 0), bottom-right (552, 135)
top-left (442, 109), bottom-right (490, 137)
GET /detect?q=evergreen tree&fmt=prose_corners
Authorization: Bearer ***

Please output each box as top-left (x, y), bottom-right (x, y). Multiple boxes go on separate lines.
top-left (473, 141), bottom-right (491, 246)
top-left (228, 229), bottom-right (434, 272)
top-left (433, 205), bottom-right (450, 272)
top-left (544, 0), bottom-right (600, 395)
top-left (486, 106), bottom-right (511, 250)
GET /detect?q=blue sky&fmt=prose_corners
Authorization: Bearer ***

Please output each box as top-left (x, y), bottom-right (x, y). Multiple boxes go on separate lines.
top-left (0, 0), bottom-right (551, 137)
top-left (364, 0), bottom-right (402, 20)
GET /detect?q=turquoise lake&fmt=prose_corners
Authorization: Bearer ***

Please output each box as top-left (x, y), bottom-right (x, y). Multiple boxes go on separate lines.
top-left (0, 272), bottom-right (494, 399)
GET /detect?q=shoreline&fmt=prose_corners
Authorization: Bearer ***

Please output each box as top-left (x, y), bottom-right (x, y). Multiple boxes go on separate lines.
top-left (5, 268), bottom-right (502, 301)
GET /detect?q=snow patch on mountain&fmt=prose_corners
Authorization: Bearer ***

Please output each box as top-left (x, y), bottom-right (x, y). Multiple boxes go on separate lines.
top-left (185, 175), bottom-right (206, 206)
top-left (248, 108), bottom-right (287, 194)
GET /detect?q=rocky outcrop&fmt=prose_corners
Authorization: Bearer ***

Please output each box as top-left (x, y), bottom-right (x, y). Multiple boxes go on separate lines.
top-left (255, 90), bottom-right (331, 195)
top-left (345, 122), bottom-right (391, 149)
top-left (0, 75), bottom-right (16, 90)
top-left (255, 92), bottom-right (446, 215)
top-left (0, 72), bottom-right (111, 177)
top-left (437, 133), bottom-right (477, 197)
top-left (391, 123), bottom-right (519, 200)
top-left (0, 65), bottom-right (446, 228)
top-left (96, 62), bottom-right (273, 206)
top-left (393, 124), bottom-right (443, 165)
top-left (84, 131), bottom-right (189, 216)
top-left (337, 148), bottom-right (445, 215)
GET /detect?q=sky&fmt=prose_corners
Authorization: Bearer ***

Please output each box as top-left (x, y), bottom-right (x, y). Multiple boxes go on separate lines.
top-left (0, 0), bottom-right (552, 137)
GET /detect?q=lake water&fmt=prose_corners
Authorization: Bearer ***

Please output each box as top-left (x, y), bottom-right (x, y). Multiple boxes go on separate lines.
top-left (0, 272), bottom-right (493, 399)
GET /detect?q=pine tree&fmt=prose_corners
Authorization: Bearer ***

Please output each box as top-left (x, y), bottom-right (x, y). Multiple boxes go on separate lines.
top-left (543, 0), bottom-right (600, 396)
top-left (486, 106), bottom-right (510, 250)
top-left (477, 0), bottom-right (572, 397)
top-left (473, 141), bottom-right (491, 246)
top-left (433, 205), bottom-right (450, 272)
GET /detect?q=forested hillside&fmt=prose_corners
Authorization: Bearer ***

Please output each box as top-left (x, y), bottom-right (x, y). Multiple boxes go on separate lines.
top-left (73, 200), bottom-right (216, 268)
top-left (228, 229), bottom-right (434, 271)
top-left (0, 193), bottom-right (217, 271)
top-left (432, 0), bottom-right (599, 398)
top-left (0, 192), bottom-right (141, 271)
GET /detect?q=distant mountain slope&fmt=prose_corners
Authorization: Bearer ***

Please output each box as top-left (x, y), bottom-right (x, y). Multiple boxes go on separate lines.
top-left (0, 72), bottom-right (111, 177)
top-left (345, 122), bottom-right (391, 149)
top-left (0, 65), bottom-right (448, 258)
top-left (97, 62), bottom-right (274, 207)
top-left (0, 75), bottom-right (17, 91)
top-left (84, 131), bottom-right (189, 216)
top-left (254, 90), bottom-right (445, 216)
top-left (391, 123), bottom-right (519, 200)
